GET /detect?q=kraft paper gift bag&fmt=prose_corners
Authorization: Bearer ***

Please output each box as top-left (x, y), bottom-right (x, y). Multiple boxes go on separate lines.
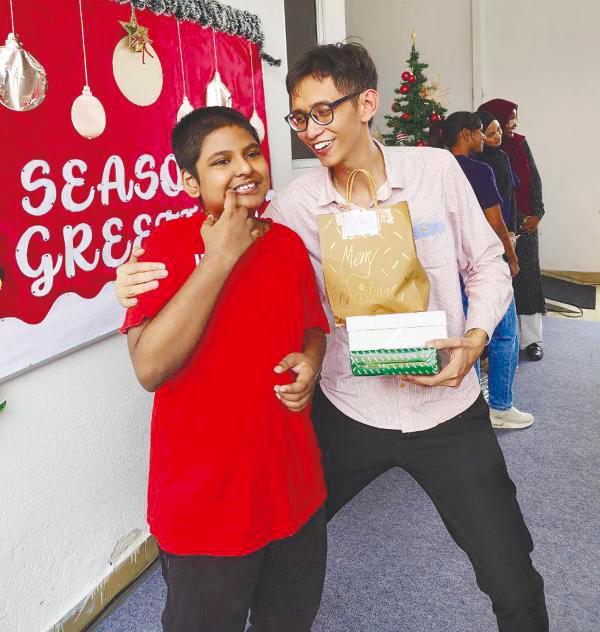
top-left (318, 168), bottom-right (430, 326)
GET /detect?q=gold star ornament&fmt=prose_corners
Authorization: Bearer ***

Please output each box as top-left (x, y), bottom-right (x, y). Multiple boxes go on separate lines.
top-left (119, 7), bottom-right (153, 60)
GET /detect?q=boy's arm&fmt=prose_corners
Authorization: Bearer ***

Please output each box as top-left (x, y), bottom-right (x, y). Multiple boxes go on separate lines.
top-left (274, 327), bottom-right (327, 412)
top-left (272, 232), bottom-right (330, 412)
top-left (128, 191), bottom-right (260, 392)
top-left (128, 256), bottom-right (236, 391)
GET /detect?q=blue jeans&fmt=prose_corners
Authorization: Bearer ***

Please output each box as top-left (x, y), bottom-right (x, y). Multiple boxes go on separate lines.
top-left (461, 287), bottom-right (519, 411)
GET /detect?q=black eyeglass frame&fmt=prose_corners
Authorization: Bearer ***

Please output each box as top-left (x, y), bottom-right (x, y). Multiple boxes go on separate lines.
top-left (284, 90), bottom-right (364, 132)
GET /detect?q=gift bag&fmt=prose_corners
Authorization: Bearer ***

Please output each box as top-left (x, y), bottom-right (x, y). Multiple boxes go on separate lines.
top-left (318, 169), bottom-right (429, 326)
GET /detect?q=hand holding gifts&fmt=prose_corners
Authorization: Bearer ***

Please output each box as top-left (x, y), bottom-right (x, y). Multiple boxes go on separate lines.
top-left (347, 311), bottom-right (446, 376)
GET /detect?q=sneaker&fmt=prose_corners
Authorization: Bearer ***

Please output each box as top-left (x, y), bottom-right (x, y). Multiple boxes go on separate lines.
top-left (490, 407), bottom-right (534, 430)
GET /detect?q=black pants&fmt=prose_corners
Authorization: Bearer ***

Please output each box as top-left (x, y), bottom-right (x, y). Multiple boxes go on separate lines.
top-left (158, 508), bottom-right (326, 632)
top-left (312, 386), bottom-right (549, 632)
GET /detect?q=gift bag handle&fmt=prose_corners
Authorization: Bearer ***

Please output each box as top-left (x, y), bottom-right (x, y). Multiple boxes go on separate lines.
top-left (345, 169), bottom-right (380, 210)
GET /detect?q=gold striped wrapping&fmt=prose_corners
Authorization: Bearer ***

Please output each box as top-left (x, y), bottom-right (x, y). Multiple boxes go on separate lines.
top-left (350, 347), bottom-right (441, 376)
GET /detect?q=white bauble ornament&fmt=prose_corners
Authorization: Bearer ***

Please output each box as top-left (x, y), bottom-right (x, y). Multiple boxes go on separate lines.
top-left (249, 108), bottom-right (265, 142)
top-left (71, 85), bottom-right (106, 139)
top-left (177, 95), bottom-right (194, 122)
top-left (0, 32), bottom-right (47, 111)
top-left (113, 36), bottom-right (163, 106)
top-left (206, 70), bottom-right (232, 107)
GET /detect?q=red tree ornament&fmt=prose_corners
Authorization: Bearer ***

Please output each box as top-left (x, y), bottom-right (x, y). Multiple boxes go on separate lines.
top-left (401, 112), bottom-right (410, 120)
top-left (391, 102), bottom-right (401, 113)
top-left (401, 70), bottom-right (411, 81)
top-left (399, 84), bottom-right (411, 95)
top-left (430, 112), bottom-right (441, 122)
top-left (416, 139), bottom-right (427, 146)
top-left (408, 74), bottom-right (416, 83)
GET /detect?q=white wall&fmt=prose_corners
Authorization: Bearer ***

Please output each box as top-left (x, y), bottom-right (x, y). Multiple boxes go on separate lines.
top-left (345, 0), bottom-right (475, 137)
top-left (0, 2), bottom-right (291, 631)
top-left (316, 0), bottom-right (347, 45)
top-left (479, 0), bottom-right (600, 272)
top-left (258, 1), bottom-right (295, 190)
top-left (0, 337), bottom-right (152, 631)
top-left (345, 0), bottom-right (600, 272)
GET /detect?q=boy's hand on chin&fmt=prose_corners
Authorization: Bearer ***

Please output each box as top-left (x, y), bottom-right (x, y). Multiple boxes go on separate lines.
top-left (201, 189), bottom-right (262, 269)
top-left (273, 353), bottom-right (320, 412)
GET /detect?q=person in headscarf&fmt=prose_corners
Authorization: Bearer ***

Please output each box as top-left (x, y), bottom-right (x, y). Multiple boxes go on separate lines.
top-left (478, 99), bottom-right (546, 361)
top-left (475, 110), bottom-right (519, 236)
top-left (431, 111), bottom-right (533, 430)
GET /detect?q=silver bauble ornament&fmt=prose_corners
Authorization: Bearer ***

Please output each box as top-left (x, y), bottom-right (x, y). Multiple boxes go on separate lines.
top-left (206, 70), bottom-right (232, 107)
top-left (249, 108), bottom-right (265, 142)
top-left (177, 96), bottom-right (194, 122)
top-left (0, 32), bottom-right (48, 111)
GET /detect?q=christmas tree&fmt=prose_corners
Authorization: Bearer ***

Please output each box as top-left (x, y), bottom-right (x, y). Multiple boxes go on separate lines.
top-left (382, 32), bottom-right (447, 147)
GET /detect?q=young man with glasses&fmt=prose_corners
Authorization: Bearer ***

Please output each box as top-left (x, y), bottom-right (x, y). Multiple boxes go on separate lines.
top-left (114, 43), bottom-right (548, 632)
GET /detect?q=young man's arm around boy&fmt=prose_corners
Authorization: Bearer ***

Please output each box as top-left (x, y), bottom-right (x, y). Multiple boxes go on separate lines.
top-left (128, 190), bottom-right (260, 392)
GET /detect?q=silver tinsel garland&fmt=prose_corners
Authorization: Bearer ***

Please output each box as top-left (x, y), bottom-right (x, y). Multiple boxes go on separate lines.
top-left (112, 0), bottom-right (281, 66)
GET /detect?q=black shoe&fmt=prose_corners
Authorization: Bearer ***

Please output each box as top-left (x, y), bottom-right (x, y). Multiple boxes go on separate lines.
top-left (525, 343), bottom-right (544, 361)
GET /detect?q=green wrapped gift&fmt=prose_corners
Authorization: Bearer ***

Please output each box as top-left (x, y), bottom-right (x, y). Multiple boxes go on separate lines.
top-left (350, 347), bottom-right (441, 376)
top-left (346, 312), bottom-right (447, 377)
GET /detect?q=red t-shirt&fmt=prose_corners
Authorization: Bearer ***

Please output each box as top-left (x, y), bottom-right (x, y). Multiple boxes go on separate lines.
top-left (121, 214), bottom-right (329, 555)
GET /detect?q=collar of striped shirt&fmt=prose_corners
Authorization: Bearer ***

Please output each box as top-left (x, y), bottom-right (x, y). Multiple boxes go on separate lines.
top-left (317, 140), bottom-right (404, 207)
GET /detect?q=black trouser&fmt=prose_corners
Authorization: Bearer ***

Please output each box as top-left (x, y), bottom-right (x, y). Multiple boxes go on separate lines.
top-left (158, 508), bottom-right (326, 632)
top-left (312, 386), bottom-right (549, 632)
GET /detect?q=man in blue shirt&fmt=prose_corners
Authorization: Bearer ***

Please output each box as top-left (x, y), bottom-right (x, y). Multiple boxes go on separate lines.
top-left (439, 111), bottom-right (533, 430)
top-left (453, 150), bottom-right (518, 275)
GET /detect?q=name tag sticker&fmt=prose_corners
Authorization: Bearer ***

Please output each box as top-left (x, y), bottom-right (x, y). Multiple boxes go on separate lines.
top-left (412, 220), bottom-right (446, 240)
top-left (341, 210), bottom-right (380, 240)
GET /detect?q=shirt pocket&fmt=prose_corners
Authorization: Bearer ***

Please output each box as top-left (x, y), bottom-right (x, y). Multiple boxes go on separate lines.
top-left (413, 220), bottom-right (452, 268)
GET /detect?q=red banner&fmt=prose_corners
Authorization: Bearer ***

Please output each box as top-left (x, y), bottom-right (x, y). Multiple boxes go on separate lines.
top-left (0, 0), bottom-right (269, 324)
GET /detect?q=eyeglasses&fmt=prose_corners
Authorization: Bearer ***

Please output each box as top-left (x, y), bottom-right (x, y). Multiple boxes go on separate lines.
top-left (284, 90), bottom-right (364, 132)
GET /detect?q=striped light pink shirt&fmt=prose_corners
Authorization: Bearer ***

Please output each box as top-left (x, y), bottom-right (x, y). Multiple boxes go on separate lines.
top-left (265, 142), bottom-right (512, 432)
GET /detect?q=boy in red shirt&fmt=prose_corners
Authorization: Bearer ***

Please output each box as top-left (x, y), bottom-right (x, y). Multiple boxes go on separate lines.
top-left (121, 107), bottom-right (329, 632)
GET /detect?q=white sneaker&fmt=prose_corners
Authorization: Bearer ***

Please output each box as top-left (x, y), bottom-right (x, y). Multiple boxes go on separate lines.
top-left (490, 407), bottom-right (534, 430)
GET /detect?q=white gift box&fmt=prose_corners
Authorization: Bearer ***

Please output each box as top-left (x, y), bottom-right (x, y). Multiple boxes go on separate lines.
top-left (346, 311), bottom-right (448, 351)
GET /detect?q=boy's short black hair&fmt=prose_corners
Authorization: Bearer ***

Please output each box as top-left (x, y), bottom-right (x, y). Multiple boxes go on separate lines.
top-left (286, 42), bottom-right (378, 98)
top-left (171, 107), bottom-right (260, 179)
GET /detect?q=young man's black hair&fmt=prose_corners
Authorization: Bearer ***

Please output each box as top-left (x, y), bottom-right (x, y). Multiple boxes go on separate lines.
top-left (286, 42), bottom-right (378, 99)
